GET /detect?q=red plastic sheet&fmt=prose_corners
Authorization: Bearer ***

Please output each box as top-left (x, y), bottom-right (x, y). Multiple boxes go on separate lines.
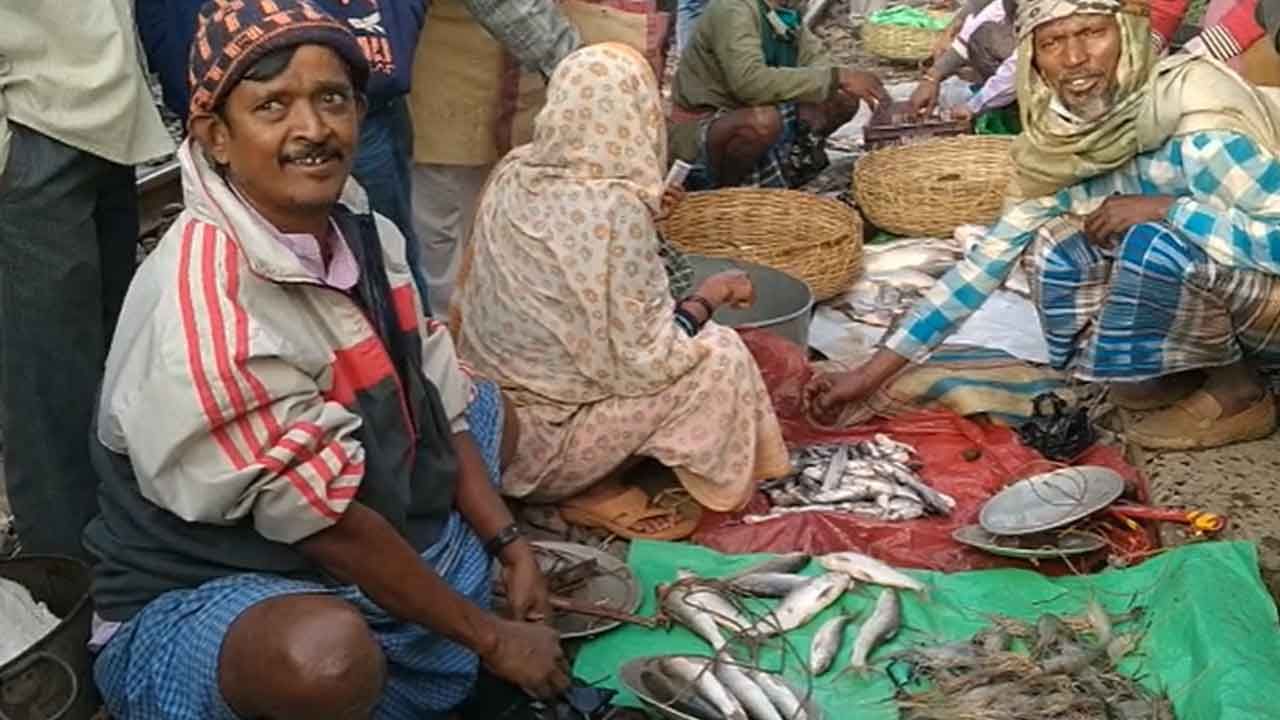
top-left (691, 331), bottom-right (1154, 573)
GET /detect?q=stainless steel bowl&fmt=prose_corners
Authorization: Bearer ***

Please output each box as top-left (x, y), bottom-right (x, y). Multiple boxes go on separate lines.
top-left (686, 255), bottom-right (814, 348)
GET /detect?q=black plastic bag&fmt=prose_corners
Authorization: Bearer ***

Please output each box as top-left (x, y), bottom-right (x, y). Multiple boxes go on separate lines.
top-left (1017, 392), bottom-right (1096, 462)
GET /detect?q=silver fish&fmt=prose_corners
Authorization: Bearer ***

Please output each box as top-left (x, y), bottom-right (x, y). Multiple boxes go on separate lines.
top-left (676, 570), bottom-right (750, 632)
top-left (750, 573), bottom-right (852, 637)
top-left (729, 572), bottom-right (813, 598)
top-left (713, 663), bottom-right (784, 720)
top-left (850, 589), bottom-right (901, 672)
top-left (811, 486), bottom-right (875, 504)
top-left (659, 657), bottom-right (748, 720)
top-left (863, 243), bottom-right (962, 278)
top-left (660, 581), bottom-right (727, 650)
top-left (819, 446), bottom-right (849, 491)
top-left (641, 668), bottom-right (721, 719)
top-left (819, 551), bottom-right (927, 593)
top-left (809, 614), bottom-right (855, 676)
top-left (883, 497), bottom-right (926, 521)
top-left (724, 552), bottom-right (811, 580)
top-left (875, 462), bottom-right (955, 515)
top-left (744, 669), bottom-right (808, 720)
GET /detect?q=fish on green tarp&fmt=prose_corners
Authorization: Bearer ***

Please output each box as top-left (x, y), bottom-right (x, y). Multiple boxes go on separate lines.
top-left (576, 541), bottom-right (1280, 720)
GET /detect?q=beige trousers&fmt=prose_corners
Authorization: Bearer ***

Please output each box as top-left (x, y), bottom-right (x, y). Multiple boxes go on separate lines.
top-left (410, 163), bottom-right (493, 315)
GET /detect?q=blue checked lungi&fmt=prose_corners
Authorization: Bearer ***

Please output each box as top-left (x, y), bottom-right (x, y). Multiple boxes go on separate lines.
top-left (685, 103), bottom-right (801, 191)
top-left (93, 381), bottom-right (507, 720)
top-left (1025, 220), bottom-right (1280, 382)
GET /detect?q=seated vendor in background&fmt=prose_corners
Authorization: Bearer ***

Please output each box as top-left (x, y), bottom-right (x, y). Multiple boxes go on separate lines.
top-left (455, 44), bottom-right (792, 541)
top-left (911, 0), bottom-right (1019, 130)
top-left (670, 0), bottom-right (890, 189)
top-left (85, 3), bottom-right (568, 717)
top-left (812, 0), bottom-right (1280, 451)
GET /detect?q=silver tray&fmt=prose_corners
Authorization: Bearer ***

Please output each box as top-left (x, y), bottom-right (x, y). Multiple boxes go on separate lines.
top-left (979, 466), bottom-right (1126, 537)
top-left (494, 540), bottom-right (640, 639)
top-left (619, 655), bottom-right (823, 720)
top-left (952, 524), bottom-right (1106, 559)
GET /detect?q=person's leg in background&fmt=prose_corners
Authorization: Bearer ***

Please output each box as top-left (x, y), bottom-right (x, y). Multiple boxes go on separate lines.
top-left (0, 124), bottom-right (135, 558)
top-left (411, 163), bottom-right (491, 316)
top-left (352, 96), bottom-right (433, 313)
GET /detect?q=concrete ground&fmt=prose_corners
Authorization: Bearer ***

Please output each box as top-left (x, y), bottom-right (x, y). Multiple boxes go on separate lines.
top-left (1135, 432), bottom-right (1280, 602)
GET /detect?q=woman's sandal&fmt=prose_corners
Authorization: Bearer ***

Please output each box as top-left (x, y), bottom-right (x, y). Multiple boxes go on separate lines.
top-left (560, 486), bottom-right (701, 541)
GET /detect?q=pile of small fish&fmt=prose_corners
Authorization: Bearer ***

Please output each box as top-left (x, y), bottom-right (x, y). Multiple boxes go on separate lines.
top-left (749, 436), bottom-right (956, 524)
top-left (892, 602), bottom-right (1173, 720)
top-left (655, 551), bottom-right (923, 708)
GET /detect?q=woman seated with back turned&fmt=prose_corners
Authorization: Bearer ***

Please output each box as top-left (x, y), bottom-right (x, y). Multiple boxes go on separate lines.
top-left (455, 43), bottom-right (790, 540)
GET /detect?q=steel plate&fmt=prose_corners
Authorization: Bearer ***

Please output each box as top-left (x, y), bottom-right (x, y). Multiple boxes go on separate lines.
top-left (494, 541), bottom-right (640, 640)
top-left (619, 655), bottom-right (823, 720)
top-left (979, 466), bottom-right (1126, 536)
top-left (952, 524), bottom-right (1107, 559)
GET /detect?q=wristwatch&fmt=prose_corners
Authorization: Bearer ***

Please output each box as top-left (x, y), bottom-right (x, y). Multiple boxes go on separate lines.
top-left (484, 523), bottom-right (524, 557)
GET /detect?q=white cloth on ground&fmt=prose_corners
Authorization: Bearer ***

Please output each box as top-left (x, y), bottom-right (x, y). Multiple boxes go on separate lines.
top-left (0, 577), bottom-right (59, 666)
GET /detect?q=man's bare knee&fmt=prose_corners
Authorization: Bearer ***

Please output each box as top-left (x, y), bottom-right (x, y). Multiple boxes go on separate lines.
top-left (220, 595), bottom-right (386, 720)
top-left (742, 107), bottom-right (783, 144)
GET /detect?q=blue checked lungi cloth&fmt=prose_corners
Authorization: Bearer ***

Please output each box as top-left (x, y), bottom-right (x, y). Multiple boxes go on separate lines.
top-left (685, 103), bottom-right (800, 191)
top-left (93, 381), bottom-right (507, 720)
top-left (1024, 220), bottom-right (1280, 382)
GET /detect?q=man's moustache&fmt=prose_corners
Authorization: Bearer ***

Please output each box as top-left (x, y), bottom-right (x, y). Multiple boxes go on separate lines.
top-left (281, 144), bottom-right (342, 162)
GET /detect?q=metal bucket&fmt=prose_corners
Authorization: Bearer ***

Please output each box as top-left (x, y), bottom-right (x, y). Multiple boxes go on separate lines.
top-left (686, 255), bottom-right (814, 348)
top-left (0, 556), bottom-right (98, 720)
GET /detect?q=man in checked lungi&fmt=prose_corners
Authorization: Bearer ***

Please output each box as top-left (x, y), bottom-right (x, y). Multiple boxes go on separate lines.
top-left (812, 0), bottom-right (1280, 451)
top-left (81, 2), bottom-right (570, 718)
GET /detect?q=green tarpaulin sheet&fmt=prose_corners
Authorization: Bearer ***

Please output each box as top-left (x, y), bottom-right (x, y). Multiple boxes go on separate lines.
top-left (574, 541), bottom-right (1280, 719)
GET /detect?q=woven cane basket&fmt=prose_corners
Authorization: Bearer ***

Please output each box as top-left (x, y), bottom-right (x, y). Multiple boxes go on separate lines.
top-left (861, 14), bottom-right (947, 62)
top-left (659, 188), bottom-right (863, 301)
top-left (853, 135), bottom-right (1014, 237)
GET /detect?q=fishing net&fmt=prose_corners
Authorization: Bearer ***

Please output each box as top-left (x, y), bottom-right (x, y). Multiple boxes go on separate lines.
top-left (691, 331), bottom-right (1155, 572)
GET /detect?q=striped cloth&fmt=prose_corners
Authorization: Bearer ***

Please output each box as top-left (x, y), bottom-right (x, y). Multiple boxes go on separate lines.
top-left (886, 130), bottom-right (1280, 362)
top-left (1025, 219), bottom-right (1280, 380)
top-left (93, 381), bottom-right (506, 720)
top-left (685, 103), bottom-right (805, 190)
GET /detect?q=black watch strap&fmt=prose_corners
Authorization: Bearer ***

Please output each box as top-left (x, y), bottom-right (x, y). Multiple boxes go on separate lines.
top-left (484, 523), bottom-right (524, 557)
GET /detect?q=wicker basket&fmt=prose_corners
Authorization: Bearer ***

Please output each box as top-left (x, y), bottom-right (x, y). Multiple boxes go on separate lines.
top-left (853, 135), bottom-right (1013, 237)
top-left (861, 13), bottom-right (947, 63)
top-left (659, 188), bottom-right (863, 301)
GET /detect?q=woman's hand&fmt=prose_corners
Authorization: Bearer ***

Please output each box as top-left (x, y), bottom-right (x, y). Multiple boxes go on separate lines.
top-left (696, 270), bottom-right (755, 310)
top-left (500, 539), bottom-right (552, 623)
top-left (656, 186), bottom-right (687, 221)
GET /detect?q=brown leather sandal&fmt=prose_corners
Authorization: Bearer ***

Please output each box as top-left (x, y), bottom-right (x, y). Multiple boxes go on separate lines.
top-left (1129, 390), bottom-right (1277, 450)
top-left (560, 486), bottom-right (701, 541)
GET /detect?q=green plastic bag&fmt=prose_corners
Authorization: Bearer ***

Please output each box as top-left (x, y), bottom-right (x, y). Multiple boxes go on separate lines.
top-left (574, 541), bottom-right (1280, 720)
top-left (868, 5), bottom-right (951, 30)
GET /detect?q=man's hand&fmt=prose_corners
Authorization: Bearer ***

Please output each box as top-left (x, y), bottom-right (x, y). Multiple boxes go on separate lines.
top-left (909, 77), bottom-right (940, 116)
top-left (479, 618), bottom-right (572, 698)
top-left (500, 539), bottom-right (552, 623)
top-left (1084, 195), bottom-right (1176, 249)
top-left (837, 69), bottom-right (890, 112)
top-left (806, 371), bottom-right (879, 425)
top-left (696, 270), bottom-right (755, 310)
